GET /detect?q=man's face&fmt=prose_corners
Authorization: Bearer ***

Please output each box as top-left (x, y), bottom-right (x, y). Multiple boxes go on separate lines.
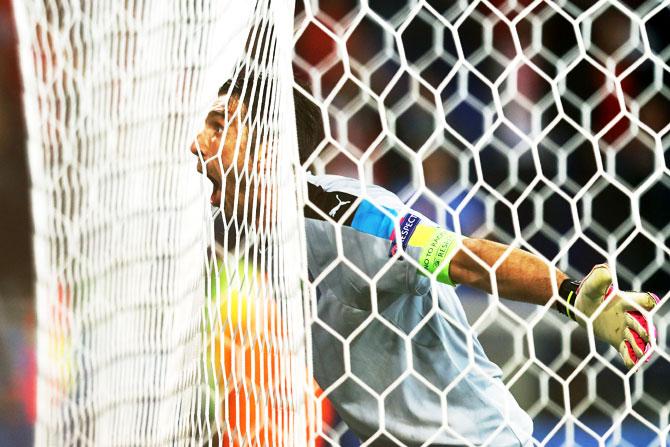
top-left (191, 95), bottom-right (253, 217)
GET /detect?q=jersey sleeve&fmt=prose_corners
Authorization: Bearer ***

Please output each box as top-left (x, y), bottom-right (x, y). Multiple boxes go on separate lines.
top-left (390, 214), bottom-right (462, 286)
top-left (305, 175), bottom-right (462, 287)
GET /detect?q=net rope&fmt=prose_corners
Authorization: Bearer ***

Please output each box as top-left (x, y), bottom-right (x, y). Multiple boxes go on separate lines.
top-left (15, 0), bottom-right (670, 445)
top-left (15, 0), bottom-right (309, 445)
top-left (294, 1), bottom-right (669, 446)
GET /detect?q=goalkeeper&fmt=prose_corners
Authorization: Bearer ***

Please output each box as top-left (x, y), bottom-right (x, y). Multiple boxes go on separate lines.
top-left (191, 76), bottom-right (661, 446)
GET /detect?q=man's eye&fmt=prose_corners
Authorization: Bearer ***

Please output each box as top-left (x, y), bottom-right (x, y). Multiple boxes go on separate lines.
top-left (213, 124), bottom-right (223, 134)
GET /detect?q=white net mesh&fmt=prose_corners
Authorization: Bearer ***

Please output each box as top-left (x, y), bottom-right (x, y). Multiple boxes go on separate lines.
top-left (15, 0), bottom-right (309, 445)
top-left (196, 1), bottom-right (311, 445)
top-left (293, 1), bottom-right (669, 446)
top-left (16, 0), bottom-right (670, 445)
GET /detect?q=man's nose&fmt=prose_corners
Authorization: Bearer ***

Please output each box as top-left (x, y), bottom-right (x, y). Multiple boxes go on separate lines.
top-left (191, 132), bottom-right (205, 156)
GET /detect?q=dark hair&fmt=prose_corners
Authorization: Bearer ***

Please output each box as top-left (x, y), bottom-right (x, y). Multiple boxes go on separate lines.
top-left (217, 71), bottom-right (324, 165)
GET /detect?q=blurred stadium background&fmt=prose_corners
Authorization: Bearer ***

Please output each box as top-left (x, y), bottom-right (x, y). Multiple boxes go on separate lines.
top-left (1, 0), bottom-right (668, 446)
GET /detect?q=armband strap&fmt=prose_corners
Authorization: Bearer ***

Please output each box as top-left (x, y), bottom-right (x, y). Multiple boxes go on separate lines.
top-left (556, 279), bottom-right (580, 321)
top-left (410, 226), bottom-right (460, 286)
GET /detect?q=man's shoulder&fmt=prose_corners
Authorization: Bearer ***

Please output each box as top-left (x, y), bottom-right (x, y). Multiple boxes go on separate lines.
top-left (304, 173), bottom-right (436, 227)
top-left (305, 173), bottom-right (405, 216)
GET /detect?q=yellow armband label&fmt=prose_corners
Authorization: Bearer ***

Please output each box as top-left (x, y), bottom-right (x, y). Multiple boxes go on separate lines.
top-left (412, 227), bottom-right (460, 286)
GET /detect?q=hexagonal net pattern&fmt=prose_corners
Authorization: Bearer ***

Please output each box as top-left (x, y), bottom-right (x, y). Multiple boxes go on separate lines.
top-left (15, 0), bottom-right (670, 445)
top-left (294, 0), bottom-right (670, 446)
top-left (15, 0), bottom-right (310, 446)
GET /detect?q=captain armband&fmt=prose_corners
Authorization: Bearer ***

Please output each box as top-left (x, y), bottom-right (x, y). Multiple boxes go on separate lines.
top-left (415, 227), bottom-right (461, 286)
top-left (404, 227), bottom-right (460, 287)
top-left (387, 213), bottom-right (461, 286)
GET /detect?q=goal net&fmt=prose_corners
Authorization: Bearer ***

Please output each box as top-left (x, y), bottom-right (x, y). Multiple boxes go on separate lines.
top-left (293, 0), bottom-right (669, 446)
top-left (15, 0), bottom-right (669, 446)
top-left (15, 0), bottom-right (310, 445)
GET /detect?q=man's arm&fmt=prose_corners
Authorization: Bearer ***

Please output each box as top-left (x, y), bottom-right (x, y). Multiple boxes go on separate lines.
top-left (451, 238), bottom-right (661, 369)
top-left (300, 180), bottom-right (660, 369)
top-left (449, 238), bottom-right (568, 306)
top-left (402, 224), bottom-right (660, 369)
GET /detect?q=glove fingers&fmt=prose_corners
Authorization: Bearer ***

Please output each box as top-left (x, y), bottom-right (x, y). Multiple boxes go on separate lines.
top-left (622, 292), bottom-right (658, 312)
top-left (579, 265), bottom-right (612, 302)
top-left (618, 341), bottom-right (636, 369)
top-left (624, 312), bottom-right (650, 343)
top-left (623, 327), bottom-right (645, 359)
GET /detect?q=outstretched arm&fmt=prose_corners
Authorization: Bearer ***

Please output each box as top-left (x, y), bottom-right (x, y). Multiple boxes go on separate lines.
top-left (449, 238), bottom-right (568, 306)
top-left (396, 219), bottom-right (659, 369)
top-left (300, 182), bottom-right (660, 370)
top-left (430, 235), bottom-right (660, 369)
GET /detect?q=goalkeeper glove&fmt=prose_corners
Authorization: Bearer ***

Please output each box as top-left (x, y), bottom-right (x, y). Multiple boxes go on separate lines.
top-left (560, 264), bottom-right (659, 369)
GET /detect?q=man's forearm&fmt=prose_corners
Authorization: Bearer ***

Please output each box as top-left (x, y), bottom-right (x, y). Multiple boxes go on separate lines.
top-left (449, 238), bottom-right (568, 306)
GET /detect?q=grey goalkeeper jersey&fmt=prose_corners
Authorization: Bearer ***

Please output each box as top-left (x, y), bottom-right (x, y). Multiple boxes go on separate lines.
top-left (304, 173), bottom-right (533, 447)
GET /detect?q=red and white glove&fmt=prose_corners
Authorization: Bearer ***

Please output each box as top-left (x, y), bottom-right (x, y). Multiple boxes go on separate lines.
top-left (569, 265), bottom-right (660, 369)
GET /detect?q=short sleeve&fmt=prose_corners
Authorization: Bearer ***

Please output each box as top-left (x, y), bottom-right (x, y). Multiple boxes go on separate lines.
top-left (304, 174), bottom-right (462, 290)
